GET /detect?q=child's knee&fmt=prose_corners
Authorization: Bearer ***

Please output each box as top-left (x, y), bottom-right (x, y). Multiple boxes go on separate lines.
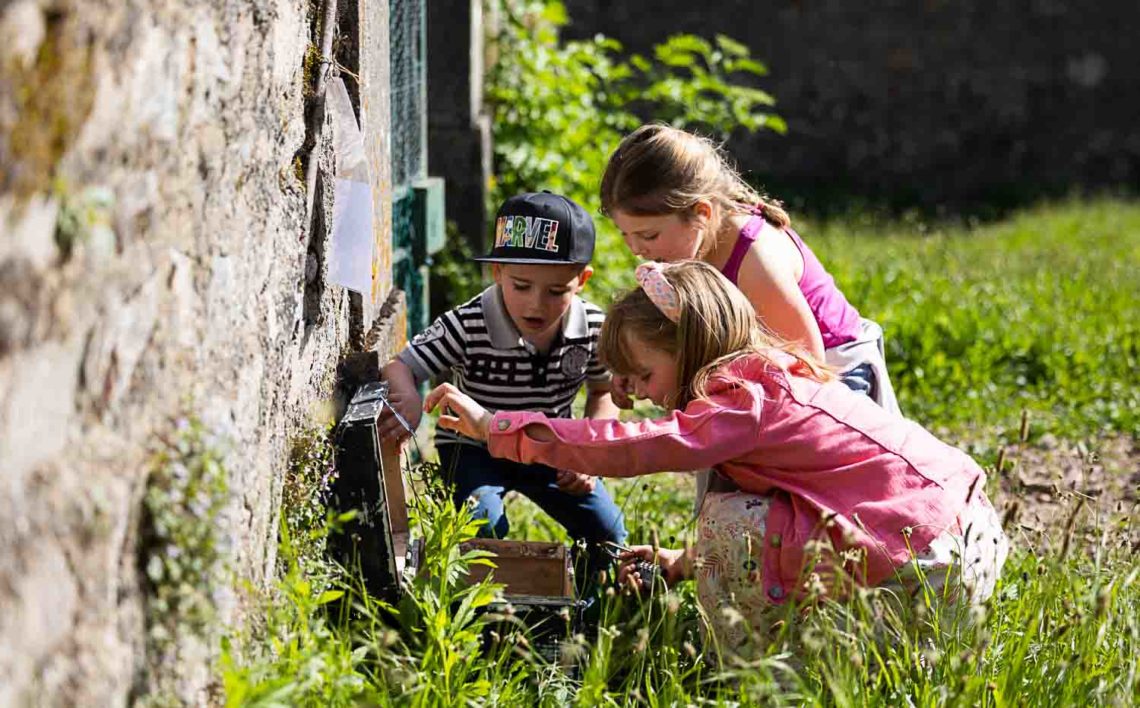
top-left (579, 500), bottom-right (627, 544)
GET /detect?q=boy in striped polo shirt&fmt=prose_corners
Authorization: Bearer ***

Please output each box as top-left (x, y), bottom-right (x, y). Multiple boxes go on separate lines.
top-left (380, 192), bottom-right (628, 580)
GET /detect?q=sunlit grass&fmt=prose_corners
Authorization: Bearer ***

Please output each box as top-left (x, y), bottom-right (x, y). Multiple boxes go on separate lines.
top-left (805, 198), bottom-right (1140, 446)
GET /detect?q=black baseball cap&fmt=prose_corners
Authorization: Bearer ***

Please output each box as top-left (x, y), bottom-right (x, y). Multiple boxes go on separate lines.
top-left (475, 191), bottom-right (596, 265)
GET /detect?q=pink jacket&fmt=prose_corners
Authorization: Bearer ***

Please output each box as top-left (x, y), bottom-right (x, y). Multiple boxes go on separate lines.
top-left (488, 353), bottom-right (984, 604)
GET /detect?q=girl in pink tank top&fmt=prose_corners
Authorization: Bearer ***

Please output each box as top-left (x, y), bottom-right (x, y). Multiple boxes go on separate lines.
top-left (721, 206), bottom-right (860, 349)
top-left (599, 124), bottom-right (898, 413)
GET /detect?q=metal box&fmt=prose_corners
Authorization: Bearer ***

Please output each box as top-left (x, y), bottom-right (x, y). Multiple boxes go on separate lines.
top-left (330, 381), bottom-right (417, 603)
top-left (330, 381), bottom-right (585, 661)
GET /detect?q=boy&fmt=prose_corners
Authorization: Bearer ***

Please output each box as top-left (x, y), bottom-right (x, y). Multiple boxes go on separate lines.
top-left (379, 191), bottom-right (628, 572)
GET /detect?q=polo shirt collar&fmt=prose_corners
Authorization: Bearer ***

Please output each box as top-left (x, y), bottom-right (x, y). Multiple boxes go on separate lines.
top-left (482, 284), bottom-right (590, 350)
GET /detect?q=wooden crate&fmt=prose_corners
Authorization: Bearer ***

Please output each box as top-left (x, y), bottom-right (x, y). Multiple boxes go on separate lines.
top-left (459, 538), bottom-right (574, 598)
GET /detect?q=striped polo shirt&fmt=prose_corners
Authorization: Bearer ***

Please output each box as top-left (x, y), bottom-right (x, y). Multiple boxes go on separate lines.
top-left (397, 285), bottom-right (611, 447)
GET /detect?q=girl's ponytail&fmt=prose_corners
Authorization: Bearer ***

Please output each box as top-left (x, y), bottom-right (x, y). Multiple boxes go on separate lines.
top-left (600, 124), bottom-right (791, 235)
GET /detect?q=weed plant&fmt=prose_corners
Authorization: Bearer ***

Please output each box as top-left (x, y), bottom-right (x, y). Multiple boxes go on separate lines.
top-left (139, 417), bottom-right (232, 703)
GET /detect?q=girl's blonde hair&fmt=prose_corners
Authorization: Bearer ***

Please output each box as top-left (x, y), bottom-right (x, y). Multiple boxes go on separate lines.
top-left (599, 261), bottom-right (832, 409)
top-left (599, 124), bottom-right (791, 257)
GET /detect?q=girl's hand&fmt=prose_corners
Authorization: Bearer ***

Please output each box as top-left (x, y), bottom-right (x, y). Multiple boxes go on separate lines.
top-left (423, 383), bottom-right (493, 441)
top-left (610, 374), bottom-right (635, 409)
top-left (617, 545), bottom-right (687, 590)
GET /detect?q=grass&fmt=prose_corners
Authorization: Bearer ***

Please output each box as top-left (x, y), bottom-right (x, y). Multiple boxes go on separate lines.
top-left (223, 199), bottom-right (1140, 705)
top-left (806, 198), bottom-right (1139, 447)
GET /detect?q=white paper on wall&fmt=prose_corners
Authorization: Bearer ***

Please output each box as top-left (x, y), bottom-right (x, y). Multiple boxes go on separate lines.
top-left (326, 76), bottom-right (374, 295)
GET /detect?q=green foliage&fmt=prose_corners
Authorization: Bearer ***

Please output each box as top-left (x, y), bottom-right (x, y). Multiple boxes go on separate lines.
top-left (979, 550), bottom-right (1140, 705)
top-left (386, 483), bottom-right (518, 705)
top-left (228, 487), bottom-right (1140, 704)
top-left (429, 220), bottom-right (484, 314)
top-left (140, 417), bottom-right (231, 680)
top-left (221, 518), bottom-right (375, 707)
top-left (777, 508), bottom-right (1140, 705)
top-left (222, 459), bottom-right (531, 706)
top-left (484, 0), bottom-right (783, 301)
top-left (641, 33), bottom-right (784, 134)
top-left (807, 198), bottom-right (1140, 446)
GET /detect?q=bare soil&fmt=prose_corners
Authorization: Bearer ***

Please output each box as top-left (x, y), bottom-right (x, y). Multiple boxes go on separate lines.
top-left (991, 434), bottom-right (1139, 552)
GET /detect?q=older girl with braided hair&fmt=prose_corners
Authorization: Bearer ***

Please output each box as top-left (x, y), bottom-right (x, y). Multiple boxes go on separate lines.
top-left (424, 260), bottom-right (1007, 653)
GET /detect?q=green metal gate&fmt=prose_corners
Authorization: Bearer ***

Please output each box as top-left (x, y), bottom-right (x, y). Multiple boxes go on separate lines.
top-left (390, 0), bottom-right (444, 339)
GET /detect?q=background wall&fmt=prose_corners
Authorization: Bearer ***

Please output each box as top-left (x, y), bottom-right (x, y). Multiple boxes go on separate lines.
top-left (564, 0), bottom-right (1139, 211)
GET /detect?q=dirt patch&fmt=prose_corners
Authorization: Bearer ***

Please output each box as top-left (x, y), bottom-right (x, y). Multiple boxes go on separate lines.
top-left (992, 434), bottom-right (1139, 552)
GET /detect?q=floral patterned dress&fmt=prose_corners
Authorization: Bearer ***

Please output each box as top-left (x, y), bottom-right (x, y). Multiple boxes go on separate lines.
top-left (694, 490), bottom-right (1009, 655)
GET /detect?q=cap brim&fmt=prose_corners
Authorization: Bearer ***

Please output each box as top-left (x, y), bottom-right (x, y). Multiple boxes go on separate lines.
top-left (473, 256), bottom-right (587, 265)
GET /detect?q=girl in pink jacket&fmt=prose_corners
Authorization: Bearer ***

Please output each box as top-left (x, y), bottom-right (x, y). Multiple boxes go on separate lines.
top-left (425, 260), bottom-right (1008, 651)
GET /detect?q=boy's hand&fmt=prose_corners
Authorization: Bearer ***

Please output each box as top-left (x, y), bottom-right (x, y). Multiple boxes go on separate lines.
top-left (424, 383), bottom-right (492, 441)
top-left (379, 360), bottom-right (424, 442)
top-left (555, 470), bottom-right (596, 496)
top-left (377, 385), bottom-right (423, 442)
top-left (610, 374), bottom-right (635, 409)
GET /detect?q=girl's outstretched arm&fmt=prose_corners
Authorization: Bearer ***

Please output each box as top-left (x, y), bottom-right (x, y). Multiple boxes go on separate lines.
top-left (486, 383), bottom-right (766, 478)
top-left (424, 382), bottom-right (562, 441)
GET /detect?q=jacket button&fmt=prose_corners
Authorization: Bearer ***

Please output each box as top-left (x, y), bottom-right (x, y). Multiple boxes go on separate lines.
top-left (768, 585), bottom-right (785, 600)
top-left (497, 419), bottom-right (510, 431)
top-left (769, 533), bottom-right (782, 548)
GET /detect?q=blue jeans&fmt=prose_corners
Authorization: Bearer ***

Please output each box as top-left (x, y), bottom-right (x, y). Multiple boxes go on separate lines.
top-left (437, 443), bottom-right (628, 588)
top-left (840, 362), bottom-right (877, 399)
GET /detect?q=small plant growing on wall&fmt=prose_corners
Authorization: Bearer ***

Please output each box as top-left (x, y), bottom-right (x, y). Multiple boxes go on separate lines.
top-left (138, 416), bottom-right (231, 698)
top-left (280, 422), bottom-right (339, 583)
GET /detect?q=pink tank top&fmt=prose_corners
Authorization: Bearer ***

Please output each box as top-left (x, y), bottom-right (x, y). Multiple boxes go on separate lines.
top-left (721, 209), bottom-right (861, 349)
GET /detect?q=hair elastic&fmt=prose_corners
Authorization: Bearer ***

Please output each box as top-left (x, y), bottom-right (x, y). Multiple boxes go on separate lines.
top-left (635, 262), bottom-right (681, 323)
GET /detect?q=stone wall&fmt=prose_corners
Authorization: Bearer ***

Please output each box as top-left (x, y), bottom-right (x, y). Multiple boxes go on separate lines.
top-left (563, 0), bottom-right (1139, 210)
top-left (0, 0), bottom-right (403, 703)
